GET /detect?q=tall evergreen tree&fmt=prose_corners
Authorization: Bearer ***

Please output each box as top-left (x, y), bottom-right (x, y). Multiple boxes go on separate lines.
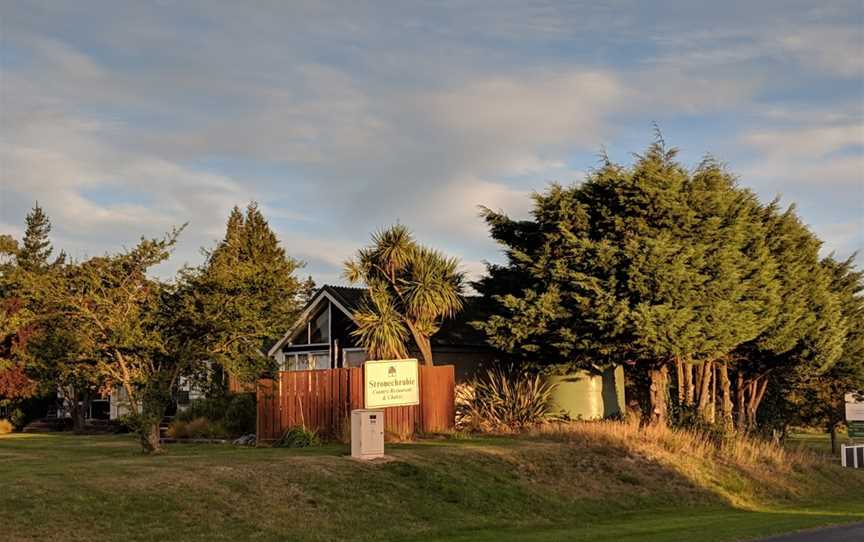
top-left (730, 205), bottom-right (845, 430)
top-left (300, 276), bottom-right (317, 305)
top-left (764, 256), bottom-right (861, 449)
top-left (476, 140), bottom-right (778, 425)
top-left (182, 203), bottom-right (305, 382)
top-left (17, 203), bottom-right (59, 272)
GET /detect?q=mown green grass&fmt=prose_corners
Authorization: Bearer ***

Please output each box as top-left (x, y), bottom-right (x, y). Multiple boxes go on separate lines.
top-left (787, 430), bottom-right (850, 454)
top-left (0, 432), bottom-right (861, 541)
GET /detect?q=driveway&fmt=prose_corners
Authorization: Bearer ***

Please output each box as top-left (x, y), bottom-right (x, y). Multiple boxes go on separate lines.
top-left (755, 522), bottom-right (864, 541)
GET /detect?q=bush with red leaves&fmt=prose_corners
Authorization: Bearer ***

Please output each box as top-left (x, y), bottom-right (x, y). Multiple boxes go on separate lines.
top-left (0, 364), bottom-right (38, 400)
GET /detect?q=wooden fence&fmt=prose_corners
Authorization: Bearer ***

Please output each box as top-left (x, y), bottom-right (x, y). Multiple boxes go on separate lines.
top-left (256, 365), bottom-right (455, 442)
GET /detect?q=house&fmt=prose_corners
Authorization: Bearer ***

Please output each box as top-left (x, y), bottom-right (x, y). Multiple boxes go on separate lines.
top-left (56, 375), bottom-right (208, 422)
top-left (266, 285), bottom-right (499, 382)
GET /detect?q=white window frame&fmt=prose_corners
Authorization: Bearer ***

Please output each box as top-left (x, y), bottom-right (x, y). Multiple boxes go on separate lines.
top-left (282, 350), bottom-right (332, 371)
top-left (342, 347), bottom-right (367, 368)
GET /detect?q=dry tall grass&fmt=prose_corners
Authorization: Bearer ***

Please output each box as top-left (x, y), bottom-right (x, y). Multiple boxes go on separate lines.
top-left (521, 419), bottom-right (858, 508)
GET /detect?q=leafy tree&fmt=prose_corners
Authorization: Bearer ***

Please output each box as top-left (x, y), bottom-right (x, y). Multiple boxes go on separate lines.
top-left (1, 206), bottom-right (69, 427)
top-left (0, 235), bottom-right (23, 365)
top-left (180, 203), bottom-right (305, 383)
top-left (780, 256), bottom-right (863, 450)
top-left (344, 225), bottom-right (465, 365)
top-left (731, 205), bottom-right (845, 431)
top-left (42, 230), bottom-right (184, 452)
top-left (1, 206), bottom-right (98, 430)
top-left (476, 141), bottom-right (778, 425)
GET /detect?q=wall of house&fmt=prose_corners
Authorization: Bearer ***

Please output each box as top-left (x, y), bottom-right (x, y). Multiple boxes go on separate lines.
top-left (425, 347), bottom-right (501, 383)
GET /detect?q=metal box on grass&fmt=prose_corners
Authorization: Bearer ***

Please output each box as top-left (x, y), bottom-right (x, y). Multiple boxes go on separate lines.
top-left (351, 409), bottom-right (384, 460)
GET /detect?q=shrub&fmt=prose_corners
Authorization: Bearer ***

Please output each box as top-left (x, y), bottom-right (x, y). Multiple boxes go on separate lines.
top-left (224, 393), bottom-right (256, 436)
top-left (166, 419), bottom-right (190, 439)
top-left (186, 417), bottom-right (211, 438)
top-left (176, 396), bottom-right (230, 423)
top-left (9, 408), bottom-right (27, 430)
top-left (460, 368), bottom-right (557, 432)
top-left (274, 425), bottom-right (320, 448)
top-left (0, 419), bottom-right (13, 434)
top-left (167, 417), bottom-right (230, 439)
top-left (206, 421), bottom-right (229, 439)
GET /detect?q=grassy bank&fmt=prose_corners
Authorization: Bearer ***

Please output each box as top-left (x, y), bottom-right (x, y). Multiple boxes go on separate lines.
top-left (1, 422), bottom-right (861, 541)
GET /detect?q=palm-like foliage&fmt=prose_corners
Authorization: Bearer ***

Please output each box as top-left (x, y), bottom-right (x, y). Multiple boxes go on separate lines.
top-left (344, 225), bottom-right (464, 365)
top-left (457, 368), bottom-right (558, 432)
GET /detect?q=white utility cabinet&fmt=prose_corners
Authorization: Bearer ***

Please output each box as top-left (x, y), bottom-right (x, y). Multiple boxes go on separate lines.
top-left (351, 409), bottom-right (385, 460)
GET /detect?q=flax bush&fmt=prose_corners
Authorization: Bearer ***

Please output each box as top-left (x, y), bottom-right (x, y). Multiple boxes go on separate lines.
top-left (274, 425), bottom-right (320, 448)
top-left (459, 368), bottom-right (558, 432)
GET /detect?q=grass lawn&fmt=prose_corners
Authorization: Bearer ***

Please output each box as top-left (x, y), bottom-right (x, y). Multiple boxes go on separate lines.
top-left (1, 432), bottom-right (862, 542)
top-left (787, 430), bottom-right (850, 454)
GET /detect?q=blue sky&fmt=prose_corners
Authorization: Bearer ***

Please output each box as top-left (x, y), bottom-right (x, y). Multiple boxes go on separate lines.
top-left (1, 1), bottom-right (862, 285)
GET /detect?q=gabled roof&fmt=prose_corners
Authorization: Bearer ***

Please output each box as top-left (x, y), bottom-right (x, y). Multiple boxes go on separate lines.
top-left (266, 285), bottom-right (362, 356)
top-left (267, 284), bottom-right (492, 357)
top-left (322, 285), bottom-right (366, 314)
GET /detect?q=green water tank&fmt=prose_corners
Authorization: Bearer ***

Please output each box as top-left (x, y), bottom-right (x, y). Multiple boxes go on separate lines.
top-left (547, 365), bottom-right (626, 420)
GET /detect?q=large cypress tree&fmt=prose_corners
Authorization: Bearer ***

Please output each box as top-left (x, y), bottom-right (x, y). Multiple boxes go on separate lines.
top-left (476, 140), bottom-right (779, 425)
top-left (784, 256), bottom-right (864, 451)
top-left (730, 204), bottom-right (845, 430)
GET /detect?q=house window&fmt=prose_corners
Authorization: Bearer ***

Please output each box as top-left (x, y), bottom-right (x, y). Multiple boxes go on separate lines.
top-left (283, 351), bottom-right (331, 371)
top-left (343, 349), bottom-right (367, 368)
top-left (309, 302), bottom-right (330, 343)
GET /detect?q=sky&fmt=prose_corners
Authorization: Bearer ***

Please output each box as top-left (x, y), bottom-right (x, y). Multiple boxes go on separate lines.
top-left (1, 1), bottom-right (863, 286)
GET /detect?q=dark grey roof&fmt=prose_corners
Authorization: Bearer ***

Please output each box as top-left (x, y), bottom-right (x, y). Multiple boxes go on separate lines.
top-left (310, 284), bottom-right (489, 348)
top-left (323, 285), bottom-right (367, 314)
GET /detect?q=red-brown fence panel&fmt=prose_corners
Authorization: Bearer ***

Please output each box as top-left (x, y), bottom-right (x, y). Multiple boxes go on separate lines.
top-left (420, 364), bottom-right (455, 433)
top-left (257, 364), bottom-right (455, 442)
top-left (256, 379), bottom-right (279, 442)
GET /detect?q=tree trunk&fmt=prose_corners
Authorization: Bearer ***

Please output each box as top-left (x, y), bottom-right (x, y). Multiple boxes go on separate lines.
top-left (675, 356), bottom-right (685, 406)
top-left (696, 361), bottom-right (713, 421)
top-left (709, 362), bottom-right (717, 424)
top-left (684, 362), bottom-right (695, 407)
top-left (139, 422), bottom-right (163, 454)
top-left (71, 389), bottom-right (86, 432)
top-left (735, 370), bottom-right (746, 431)
top-left (744, 378), bottom-right (768, 430)
top-left (695, 363), bottom-right (704, 405)
top-left (830, 424), bottom-right (840, 455)
top-left (718, 362), bottom-right (733, 428)
top-left (406, 322), bottom-right (434, 367)
top-left (648, 364), bottom-right (669, 426)
top-left (751, 378), bottom-right (768, 429)
top-left (115, 351), bottom-right (140, 416)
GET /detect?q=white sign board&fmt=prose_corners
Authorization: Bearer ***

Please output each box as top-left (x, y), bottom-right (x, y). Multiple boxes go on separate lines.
top-left (364, 359), bottom-right (420, 409)
top-left (845, 392), bottom-right (864, 422)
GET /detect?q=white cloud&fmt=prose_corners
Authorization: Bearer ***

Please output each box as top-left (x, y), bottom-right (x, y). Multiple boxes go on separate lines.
top-left (3, 0), bottom-right (863, 284)
top-left (740, 122), bottom-right (864, 185)
top-left (648, 22), bottom-right (864, 79)
top-left (743, 124), bottom-right (864, 158)
top-left (776, 25), bottom-right (864, 78)
top-left (816, 220), bottom-right (864, 261)
top-left (409, 177), bottom-right (531, 241)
